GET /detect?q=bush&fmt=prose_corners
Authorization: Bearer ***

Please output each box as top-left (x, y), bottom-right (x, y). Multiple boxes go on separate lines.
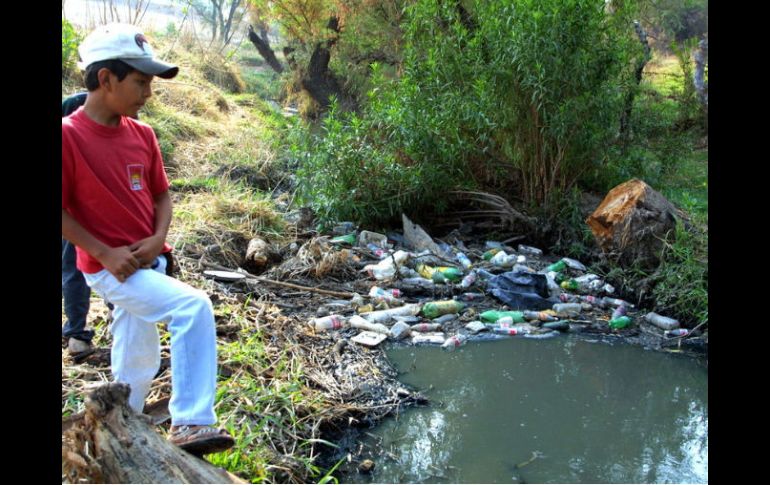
top-left (294, 0), bottom-right (644, 224)
top-left (62, 19), bottom-right (82, 79)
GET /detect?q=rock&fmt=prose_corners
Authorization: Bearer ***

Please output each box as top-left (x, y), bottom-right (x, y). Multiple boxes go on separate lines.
top-left (358, 459), bottom-right (376, 474)
top-left (586, 179), bottom-right (684, 268)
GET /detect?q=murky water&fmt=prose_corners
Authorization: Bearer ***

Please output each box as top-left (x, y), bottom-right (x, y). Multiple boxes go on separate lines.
top-left (343, 336), bottom-right (707, 484)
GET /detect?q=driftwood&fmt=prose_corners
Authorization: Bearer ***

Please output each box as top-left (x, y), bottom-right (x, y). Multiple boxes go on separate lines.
top-left (62, 383), bottom-right (245, 483)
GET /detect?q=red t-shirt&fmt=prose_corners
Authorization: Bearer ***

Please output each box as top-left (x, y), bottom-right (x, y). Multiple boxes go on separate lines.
top-left (62, 108), bottom-right (172, 273)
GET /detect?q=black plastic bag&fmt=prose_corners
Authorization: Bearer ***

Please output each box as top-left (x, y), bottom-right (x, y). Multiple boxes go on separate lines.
top-left (487, 270), bottom-right (554, 310)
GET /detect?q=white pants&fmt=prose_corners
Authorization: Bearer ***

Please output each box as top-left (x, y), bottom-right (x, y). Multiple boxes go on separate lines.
top-left (84, 255), bottom-right (217, 426)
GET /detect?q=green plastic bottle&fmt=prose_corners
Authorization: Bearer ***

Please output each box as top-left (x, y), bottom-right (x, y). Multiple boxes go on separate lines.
top-left (560, 279), bottom-right (579, 291)
top-left (479, 310), bottom-right (525, 323)
top-left (417, 263), bottom-right (463, 283)
top-left (482, 248), bottom-right (502, 261)
top-left (609, 316), bottom-right (632, 329)
top-left (330, 233), bottom-right (356, 245)
top-left (422, 300), bottom-right (465, 319)
top-left (545, 260), bottom-right (566, 273)
top-left (435, 266), bottom-right (463, 282)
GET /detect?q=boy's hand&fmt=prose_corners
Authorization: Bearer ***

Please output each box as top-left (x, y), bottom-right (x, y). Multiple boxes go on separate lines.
top-left (100, 246), bottom-right (141, 283)
top-left (129, 234), bottom-right (166, 268)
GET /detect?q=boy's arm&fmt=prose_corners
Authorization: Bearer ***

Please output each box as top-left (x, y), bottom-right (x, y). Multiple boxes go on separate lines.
top-left (62, 209), bottom-right (141, 283)
top-left (129, 190), bottom-right (172, 267)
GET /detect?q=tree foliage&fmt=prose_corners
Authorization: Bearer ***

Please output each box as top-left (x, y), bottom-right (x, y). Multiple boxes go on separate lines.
top-left (293, 0), bottom-right (643, 225)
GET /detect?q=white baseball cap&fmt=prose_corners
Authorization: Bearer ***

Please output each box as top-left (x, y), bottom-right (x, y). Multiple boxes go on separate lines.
top-left (78, 23), bottom-right (178, 79)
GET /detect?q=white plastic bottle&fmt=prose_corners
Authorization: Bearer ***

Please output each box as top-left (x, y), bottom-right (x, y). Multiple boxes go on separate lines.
top-left (441, 333), bottom-right (468, 350)
top-left (552, 303), bottom-right (582, 318)
top-left (644, 312), bottom-right (680, 330)
top-left (311, 315), bottom-right (347, 332)
top-left (348, 315), bottom-right (391, 334)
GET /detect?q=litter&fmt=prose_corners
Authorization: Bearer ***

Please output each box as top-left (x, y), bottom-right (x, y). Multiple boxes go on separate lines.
top-left (203, 270), bottom-right (246, 282)
top-left (352, 331), bottom-right (388, 347)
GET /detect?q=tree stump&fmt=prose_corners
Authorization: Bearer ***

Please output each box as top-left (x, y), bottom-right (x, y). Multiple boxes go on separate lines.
top-left (586, 179), bottom-right (685, 269)
top-left (62, 383), bottom-right (244, 483)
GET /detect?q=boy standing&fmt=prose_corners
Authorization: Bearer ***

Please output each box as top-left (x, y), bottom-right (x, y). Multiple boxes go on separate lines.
top-left (62, 23), bottom-right (234, 455)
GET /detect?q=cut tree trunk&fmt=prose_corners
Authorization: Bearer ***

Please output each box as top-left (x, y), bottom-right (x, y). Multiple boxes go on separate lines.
top-left (586, 179), bottom-right (685, 269)
top-left (247, 24), bottom-right (284, 74)
top-left (62, 383), bottom-right (245, 483)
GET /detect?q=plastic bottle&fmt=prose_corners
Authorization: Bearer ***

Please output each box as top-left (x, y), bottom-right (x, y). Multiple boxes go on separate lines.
top-left (456, 252), bottom-right (473, 270)
top-left (360, 303), bottom-right (422, 323)
top-left (457, 292), bottom-right (485, 302)
top-left (422, 300), bottom-right (465, 319)
top-left (441, 333), bottom-right (468, 350)
top-left (411, 323), bottom-right (443, 332)
top-left (331, 222), bottom-right (355, 235)
top-left (544, 260), bottom-right (566, 273)
top-left (602, 297), bottom-right (635, 308)
top-left (491, 326), bottom-right (520, 336)
top-left (348, 315), bottom-right (390, 334)
top-left (552, 303), bottom-right (582, 318)
top-left (482, 248), bottom-right (502, 261)
top-left (311, 315), bottom-right (347, 331)
top-left (559, 293), bottom-right (581, 303)
top-left (366, 243), bottom-right (388, 258)
top-left (364, 250), bottom-right (410, 280)
top-left (459, 270), bottom-right (477, 288)
top-left (560, 279), bottom-right (580, 292)
top-left (644, 312), bottom-right (680, 330)
top-left (496, 316), bottom-right (515, 326)
top-left (523, 330), bottom-right (559, 339)
top-left (330, 233), bottom-right (356, 245)
top-left (432, 315), bottom-right (457, 326)
top-left (665, 328), bottom-right (689, 338)
top-left (561, 257), bottom-right (587, 271)
top-left (416, 263), bottom-right (463, 283)
top-left (368, 286), bottom-right (402, 304)
top-left (522, 310), bottom-right (559, 322)
top-left (602, 283), bottom-right (616, 295)
top-left (389, 321), bottom-right (412, 340)
top-left (485, 241), bottom-right (504, 250)
top-left (611, 305), bottom-right (627, 319)
top-left (608, 316), bottom-right (632, 330)
top-left (580, 295), bottom-right (607, 308)
top-left (490, 250), bottom-right (514, 267)
top-left (402, 277), bottom-right (435, 288)
top-left (475, 268), bottom-right (496, 280)
top-left (517, 245), bottom-right (543, 256)
top-left (542, 320), bottom-right (570, 332)
top-left (399, 266), bottom-right (420, 278)
top-left (479, 310), bottom-right (525, 323)
top-left (512, 264), bottom-right (536, 274)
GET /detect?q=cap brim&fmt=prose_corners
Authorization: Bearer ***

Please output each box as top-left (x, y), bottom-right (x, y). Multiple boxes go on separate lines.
top-left (121, 57), bottom-right (179, 79)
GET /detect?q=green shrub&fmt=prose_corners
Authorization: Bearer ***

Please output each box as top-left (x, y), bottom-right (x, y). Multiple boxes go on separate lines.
top-left (62, 19), bottom-right (82, 79)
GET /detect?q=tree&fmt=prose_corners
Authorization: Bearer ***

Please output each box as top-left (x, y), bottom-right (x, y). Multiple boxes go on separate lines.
top-left (192, 0), bottom-right (248, 47)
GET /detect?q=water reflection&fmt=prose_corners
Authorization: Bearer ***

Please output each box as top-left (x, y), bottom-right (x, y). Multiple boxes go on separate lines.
top-left (344, 336), bottom-right (707, 484)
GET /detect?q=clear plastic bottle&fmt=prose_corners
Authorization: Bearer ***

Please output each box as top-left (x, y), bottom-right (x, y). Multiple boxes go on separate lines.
top-left (311, 315), bottom-right (347, 331)
top-left (552, 303), bottom-right (582, 318)
top-left (644, 312), bottom-right (680, 330)
top-left (433, 313), bottom-right (458, 324)
top-left (411, 323), bottom-right (443, 332)
top-left (664, 328), bottom-right (689, 338)
top-left (602, 297), bottom-right (634, 308)
top-left (517, 245), bottom-right (543, 256)
top-left (368, 286), bottom-right (402, 304)
top-left (389, 321), bottom-right (412, 340)
top-left (348, 315), bottom-right (390, 334)
top-left (491, 326), bottom-right (520, 336)
top-left (561, 257), bottom-right (587, 271)
top-left (611, 305), bottom-right (627, 319)
top-left (359, 303), bottom-right (422, 323)
top-left (459, 270), bottom-right (477, 288)
top-left (402, 277), bottom-right (435, 288)
top-left (522, 310), bottom-right (559, 322)
top-left (456, 252), bottom-right (473, 270)
top-left (457, 292), bottom-right (485, 302)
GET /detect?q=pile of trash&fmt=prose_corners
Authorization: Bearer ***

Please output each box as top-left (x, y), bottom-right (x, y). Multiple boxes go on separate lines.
top-left (272, 215), bottom-right (698, 352)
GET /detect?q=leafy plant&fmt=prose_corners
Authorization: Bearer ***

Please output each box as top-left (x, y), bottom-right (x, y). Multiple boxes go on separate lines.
top-left (62, 19), bottom-right (82, 78)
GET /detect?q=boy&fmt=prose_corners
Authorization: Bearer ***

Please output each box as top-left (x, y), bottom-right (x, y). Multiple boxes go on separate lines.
top-left (62, 23), bottom-right (234, 455)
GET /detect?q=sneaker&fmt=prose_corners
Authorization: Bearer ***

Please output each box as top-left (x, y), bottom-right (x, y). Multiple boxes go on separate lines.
top-left (67, 338), bottom-right (93, 356)
top-left (168, 425), bottom-right (235, 455)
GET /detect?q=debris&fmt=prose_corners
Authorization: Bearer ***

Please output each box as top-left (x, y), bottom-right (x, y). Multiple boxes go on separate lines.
top-left (402, 213), bottom-right (442, 255)
top-left (465, 321), bottom-right (487, 334)
top-left (351, 331), bottom-right (388, 348)
top-left (203, 270), bottom-right (247, 282)
top-left (479, 310), bottom-right (525, 323)
top-left (245, 237), bottom-right (271, 270)
top-left (311, 315), bottom-right (347, 332)
top-left (432, 313), bottom-right (458, 324)
top-left (411, 323), bottom-right (443, 333)
top-left (517, 245), bottom-right (543, 256)
top-left (561, 257), bottom-right (587, 271)
top-left (487, 270), bottom-right (553, 310)
top-left (609, 316), bottom-right (633, 330)
top-left (358, 459), bottom-right (376, 473)
top-left (389, 321), bottom-right (412, 340)
top-left (412, 332), bottom-right (446, 345)
top-left (359, 304), bottom-right (422, 323)
top-left (349, 315), bottom-right (391, 334)
top-left (552, 303), bottom-right (582, 318)
top-left (358, 230), bottom-right (389, 248)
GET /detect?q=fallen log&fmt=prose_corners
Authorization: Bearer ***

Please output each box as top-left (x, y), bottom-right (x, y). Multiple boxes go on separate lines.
top-left (62, 383), bottom-right (245, 483)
